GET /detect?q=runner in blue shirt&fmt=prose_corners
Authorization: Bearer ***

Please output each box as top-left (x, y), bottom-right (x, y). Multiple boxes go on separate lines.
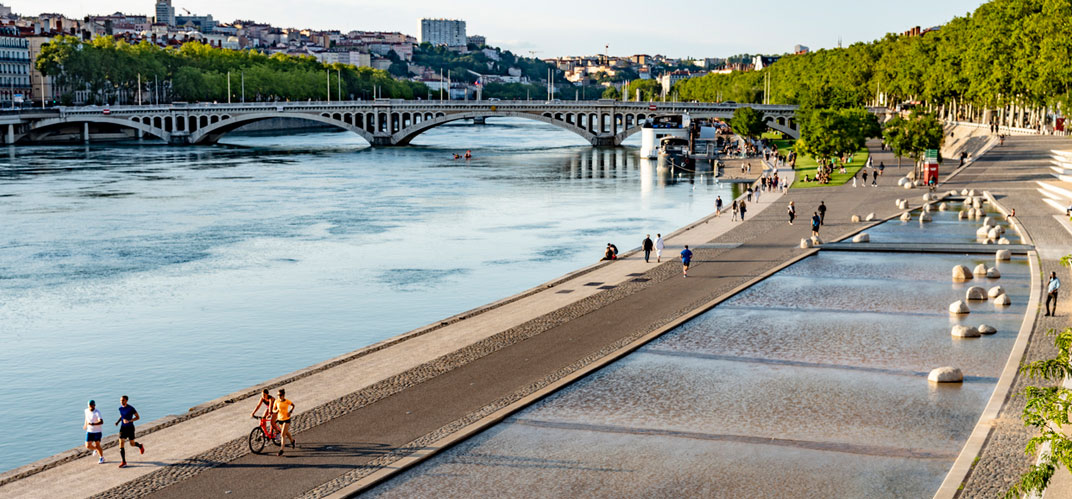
top-left (114, 395), bottom-right (145, 468)
top-left (680, 245), bottom-right (693, 278)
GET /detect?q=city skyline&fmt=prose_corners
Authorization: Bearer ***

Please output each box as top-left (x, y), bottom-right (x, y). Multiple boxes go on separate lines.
top-left (12, 0), bottom-right (984, 58)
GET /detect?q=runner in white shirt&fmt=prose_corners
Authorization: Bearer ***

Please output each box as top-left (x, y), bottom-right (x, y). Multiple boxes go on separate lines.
top-left (84, 400), bottom-right (105, 464)
top-left (655, 234), bottom-right (665, 263)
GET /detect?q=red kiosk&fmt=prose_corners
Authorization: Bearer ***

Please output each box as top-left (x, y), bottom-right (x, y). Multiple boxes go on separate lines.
top-left (922, 149), bottom-right (940, 187)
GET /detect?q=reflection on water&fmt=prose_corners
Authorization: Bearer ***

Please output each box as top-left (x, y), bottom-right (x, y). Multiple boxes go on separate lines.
top-left (0, 118), bottom-right (734, 472)
top-left (370, 250), bottom-right (1030, 498)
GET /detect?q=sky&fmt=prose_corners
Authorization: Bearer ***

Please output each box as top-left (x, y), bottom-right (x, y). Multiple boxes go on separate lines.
top-left (13, 0), bottom-right (987, 58)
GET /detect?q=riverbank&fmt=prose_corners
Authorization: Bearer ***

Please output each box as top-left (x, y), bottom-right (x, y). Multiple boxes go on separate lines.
top-left (1, 157), bottom-right (797, 498)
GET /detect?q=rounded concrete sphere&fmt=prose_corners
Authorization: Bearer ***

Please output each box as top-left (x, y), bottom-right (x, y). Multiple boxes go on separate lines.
top-left (952, 265), bottom-right (973, 281)
top-left (929, 366), bottom-right (964, 383)
top-left (949, 300), bottom-right (971, 314)
top-left (965, 286), bottom-right (987, 301)
top-left (951, 325), bottom-right (981, 337)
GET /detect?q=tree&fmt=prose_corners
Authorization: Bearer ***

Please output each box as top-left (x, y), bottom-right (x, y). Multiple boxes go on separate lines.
top-left (601, 86), bottom-right (621, 100)
top-left (796, 107), bottom-right (881, 162)
top-left (1008, 326), bottom-right (1072, 498)
top-left (882, 111), bottom-right (944, 171)
top-left (729, 106), bottom-right (766, 139)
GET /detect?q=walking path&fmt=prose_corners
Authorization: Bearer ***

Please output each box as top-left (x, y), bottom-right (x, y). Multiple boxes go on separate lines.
top-left (4, 132), bottom-right (1034, 499)
top-left (0, 163), bottom-right (797, 499)
top-left (937, 135), bottom-right (1072, 498)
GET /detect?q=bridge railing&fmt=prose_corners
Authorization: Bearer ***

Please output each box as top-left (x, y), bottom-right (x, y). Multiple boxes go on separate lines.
top-left (47, 100), bottom-right (798, 116)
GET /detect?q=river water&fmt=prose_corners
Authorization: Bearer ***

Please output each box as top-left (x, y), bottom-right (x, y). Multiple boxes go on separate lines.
top-left (0, 119), bottom-right (734, 472)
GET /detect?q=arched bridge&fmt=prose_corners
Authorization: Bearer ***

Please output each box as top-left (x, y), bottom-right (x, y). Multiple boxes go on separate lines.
top-left (1, 100), bottom-right (800, 146)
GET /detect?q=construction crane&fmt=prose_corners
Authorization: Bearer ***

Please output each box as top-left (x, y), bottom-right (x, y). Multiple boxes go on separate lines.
top-left (182, 7), bottom-right (192, 15)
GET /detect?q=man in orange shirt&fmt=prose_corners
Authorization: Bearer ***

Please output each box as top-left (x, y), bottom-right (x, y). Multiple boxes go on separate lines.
top-left (273, 388), bottom-right (296, 456)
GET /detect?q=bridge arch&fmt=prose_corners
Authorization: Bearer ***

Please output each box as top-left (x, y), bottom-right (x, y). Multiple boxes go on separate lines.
top-left (390, 111), bottom-right (599, 146)
top-left (26, 116), bottom-right (171, 143)
top-left (187, 111), bottom-right (376, 145)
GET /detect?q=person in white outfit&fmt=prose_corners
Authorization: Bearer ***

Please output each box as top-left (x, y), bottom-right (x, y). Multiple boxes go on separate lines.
top-left (84, 400), bottom-right (105, 464)
top-left (655, 234), bottom-right (665, 263)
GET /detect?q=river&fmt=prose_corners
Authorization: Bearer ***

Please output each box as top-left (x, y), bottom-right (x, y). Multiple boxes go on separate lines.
top-left (0, 118), bottom-right (734, 472)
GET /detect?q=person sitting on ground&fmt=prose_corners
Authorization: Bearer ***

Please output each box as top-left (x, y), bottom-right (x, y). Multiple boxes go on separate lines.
top-left (600, 244), bottom-right (615, 261)
top-left (609, 243), bottom-right (619, 259)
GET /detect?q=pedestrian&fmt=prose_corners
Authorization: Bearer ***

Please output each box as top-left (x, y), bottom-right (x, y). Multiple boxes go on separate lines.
top-left (871, 170), bottom-right (877, 186)
top-left (818, 201), bottom-right (826, 225)
top-left (739, 200), bottom-right (747, 221)
top-left (1045, 271), bottom-right (1061, 316)
top-left (84, 400), bottom-right (105, 464)
top-left (731, 200), bottom-right (738, 221)
top-left (715, 196), bottom-right (723, 216)
top-left (852, 171), bottom-right (857, 187)
top-left (746, 186), bottom-right (753, 202)
top-left (115, 395), bottom-right (145, 468)
top-left (680, 244), bottom-right (693, 278)
top-left (787, 201), bottom-right (796, 224)
top-left (811, 212), bottom-right (821, 238)
top-left (642, 234), bottom-right (654, 263)
top-left (274, 388), bottom-right (296, 456)
top-left (862, 170), bottom-right (869, 185)
top-left (754, 184), bottom-right (761, 202)
top-left (655, 233), bottom-right (664, 262)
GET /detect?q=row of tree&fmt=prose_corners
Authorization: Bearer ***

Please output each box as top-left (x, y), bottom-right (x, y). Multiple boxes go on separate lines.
top-left (670, 0), bottom-right (1072, 125)
top-left (35, 36), bottom-right (429, 104)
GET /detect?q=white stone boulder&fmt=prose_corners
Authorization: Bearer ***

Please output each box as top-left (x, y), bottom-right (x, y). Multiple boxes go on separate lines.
top-left (922, 193), bottom-right (932, 202)
top-left (865, 213), bottom-right (875, 222)
top-left (986, 267), bottom-right (1001, 278)
top-left (898, 177), bottom-right (910, 187)
top-left (976, 226), bottom-right (991, 238)
top-left (968, 189), bottom-right (976, 197)
top-left (929, 366), bottom-right (964, 383)
top-left (998, 237), bottom-right (1011, 245)
top-left (800, 238), bottom-right (811, 249)
top-left (987, 228), bottom-right (1002, 241)
top-left (994, 293), bottom-right (1011, 306)
top-left (982, 217), bottom-right (995, 227)
top-left (901, 212), bottom-right (912, 222)
top-left (922, 204), bottom-right (932, 213)
top-left (961, 189), bottom-right (969, 195)
top-left (949, 300), bottom-right (971, 314)
top-left (939, 202), bottom-right (948, 211)
top-left (973, 263), bottom-right (988, 275)
top-left (920, 213), bottom-right (933, 222)
top-left (966, 286), bottom-right (987, 301)
top-left (903, 182), bottom-right (913, 190)
top-left (978, 324), bottom-right (997, 335)
top-left (810, 235), bottom-right (823, 246)
top-left (852, 233), bottom-right (870, 243)
top-left (996, 249), bottom-right (1012, 261)
top-left (988, 286), bottom-right (1005, 298)
top-left (851, 214), bottom-right (861, 223)
top-left (952, 265), bottom-right (973, 281)
top-left (951, 325), bottom-right (981, 337)
top-left (958, 210), bottom-right (967, 220)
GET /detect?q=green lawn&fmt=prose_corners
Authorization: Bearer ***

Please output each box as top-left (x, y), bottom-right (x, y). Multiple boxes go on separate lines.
top-left (773, 140), bottom-right (871, 189)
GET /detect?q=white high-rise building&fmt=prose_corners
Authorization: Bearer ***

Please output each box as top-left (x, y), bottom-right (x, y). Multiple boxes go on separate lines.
top-left (419, 19), bottom-right (466, 47)
top-left (154, 0), bottom-right (175, 26)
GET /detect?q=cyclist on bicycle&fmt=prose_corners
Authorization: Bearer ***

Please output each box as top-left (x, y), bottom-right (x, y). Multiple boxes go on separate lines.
top-left (250, 389), bottom-right (279, 433)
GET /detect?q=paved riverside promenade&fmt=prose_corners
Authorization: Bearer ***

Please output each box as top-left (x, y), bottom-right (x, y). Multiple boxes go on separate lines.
top-left (939, 135), bottom-right (1072, 498)
top-left (0, 153), bottom-right (907, 499)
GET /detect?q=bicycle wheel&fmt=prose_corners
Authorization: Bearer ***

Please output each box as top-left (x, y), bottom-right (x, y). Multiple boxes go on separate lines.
top-left (248, 427), bottom-right (266, 454)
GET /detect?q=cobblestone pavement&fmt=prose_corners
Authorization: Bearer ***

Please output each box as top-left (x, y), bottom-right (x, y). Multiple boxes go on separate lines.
top-left (119, 152), bottom-right (909, 499)
top-left (942, 135), bottom-right (1072, 498)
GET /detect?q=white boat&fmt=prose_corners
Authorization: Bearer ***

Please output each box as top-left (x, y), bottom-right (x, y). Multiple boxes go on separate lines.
top-left (638, 113), bottom-right (719, 159)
